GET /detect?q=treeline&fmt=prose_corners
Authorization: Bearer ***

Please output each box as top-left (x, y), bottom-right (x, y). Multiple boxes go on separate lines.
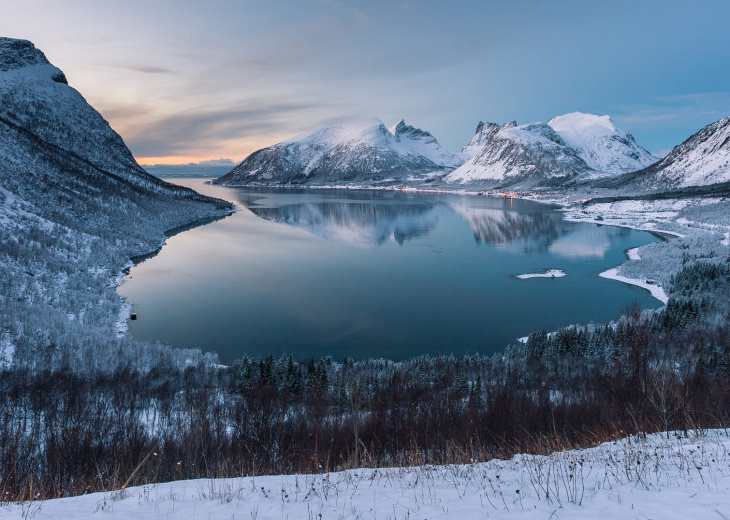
top-left (2, 257), bottom-right (729, 502)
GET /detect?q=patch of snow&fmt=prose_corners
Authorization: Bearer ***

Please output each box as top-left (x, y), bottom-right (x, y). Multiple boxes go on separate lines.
top-left (0, 337), bottom-right (14, 367)
top-left (516, 269), bottom-right (566, 279)
top-left (722, 232), bottom-right (730, 247)
top-left (600, 267), bottom-right (668, 304)
top-left (627, 247), bottom-right (641, 260)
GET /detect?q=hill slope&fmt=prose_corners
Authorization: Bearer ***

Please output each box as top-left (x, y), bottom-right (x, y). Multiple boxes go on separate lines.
top-left (596, 115), bottom-right (730, 191)
top-left (0, 37), bottom-right (231, 373)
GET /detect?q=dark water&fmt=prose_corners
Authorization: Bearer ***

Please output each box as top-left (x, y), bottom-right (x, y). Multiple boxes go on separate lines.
top-left (118, 179), bottom-right (661, 363)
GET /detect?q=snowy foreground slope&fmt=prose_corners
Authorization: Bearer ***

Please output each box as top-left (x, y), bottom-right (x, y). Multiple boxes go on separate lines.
top-left (216, 118), bottom-right (461, 185)
top-left (5, 430), bottom-right (729, 519)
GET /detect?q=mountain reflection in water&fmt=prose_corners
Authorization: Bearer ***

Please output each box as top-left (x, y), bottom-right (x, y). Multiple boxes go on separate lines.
top-left (120, 182), bottom-right (661, 363)
top-left (235, 189), bottom-right (566, 252)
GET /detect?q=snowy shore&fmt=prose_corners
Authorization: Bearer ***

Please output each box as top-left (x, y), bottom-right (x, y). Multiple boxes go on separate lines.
top-left (599, 268), bottom-right (668, 304)
top-left (4, 429), bottom-right (728, 520)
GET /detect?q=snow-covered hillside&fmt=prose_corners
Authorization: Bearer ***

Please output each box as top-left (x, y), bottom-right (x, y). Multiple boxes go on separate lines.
top-left (0, 38), bottom-right (217, 200)
top-left (0, 37), bottom-right (231, 373)
top-left (6, 430), bottom-right (729, 520)
top-left (603, 115), bottom-right (730, 190)
top-left (446, 113), bottom-right (657, 187)
top-left (216, 118), bottom-right (461, 185)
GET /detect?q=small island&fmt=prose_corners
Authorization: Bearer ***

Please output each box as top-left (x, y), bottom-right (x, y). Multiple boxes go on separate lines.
top-left (515, 268), bottom-right (566, 279)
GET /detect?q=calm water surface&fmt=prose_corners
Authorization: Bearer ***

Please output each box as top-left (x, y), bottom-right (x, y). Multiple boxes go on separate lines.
top-left (119, 179), bottom-right (661, 363)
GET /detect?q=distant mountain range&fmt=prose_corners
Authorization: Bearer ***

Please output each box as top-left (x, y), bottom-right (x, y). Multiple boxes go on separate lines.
top-left (446, 113), bottom-right (659, 187)
top-left (143, 159), bottom-right (236, 178)
top-left (216, 112), bottom-right (730, 192)
top-left (216, 112), bottom-right (665, 189)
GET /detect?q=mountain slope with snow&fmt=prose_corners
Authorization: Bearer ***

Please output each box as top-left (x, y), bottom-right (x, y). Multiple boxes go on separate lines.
top-left (548, 112), bottom-right (658, 173)
top-left (215, 118), bottom-right (461, 185)
top-left (0, 39), bottom-right (223, 201)
top-left (0, 37), bottom-right (231, 373)
top-left (598, 115), bottom-right (730, 191)
top-left (445, 113), bottom-right (657, 188)
top-left (445, 122), bottom-right (591, 186)
top-left (459, 120), bottom-right (503, 158)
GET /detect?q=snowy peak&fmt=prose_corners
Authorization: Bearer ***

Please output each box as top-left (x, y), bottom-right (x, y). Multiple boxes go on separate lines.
top-left (0, 38), bottom-right (50, 71)
top-left (460, 121), bottom-right (501, 158)
top-left (285, 117), bottom-right (391, 149)
top-left (548, 112), bottom-right (617, 135)
top-left (547, 112), bottom-right (658, 174)
top-left (0, 37), bottom-right (67, 84)
top-left (217, 118), bottom-right (462, 185)
top-left (445, 121), bottom-right (590, 186)
top-left (389, 119), bottom-right (438, 145)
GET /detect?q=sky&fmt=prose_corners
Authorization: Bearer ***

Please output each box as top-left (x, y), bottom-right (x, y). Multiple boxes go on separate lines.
top-left (2, 0), bottom-right (729, 164)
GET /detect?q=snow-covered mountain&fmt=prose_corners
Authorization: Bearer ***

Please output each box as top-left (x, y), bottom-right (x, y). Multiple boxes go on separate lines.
top-left (215, 118), bottom-right (461, 185)
top-left (0, 38), bottom-right (221, 202)
top-left (445, 122), bottom-right (591, 186)
top-left (547, 112), bottom-right (658, 174)
top-left (445, 113), bottom-right (657, 188)
top-left (0, 37), bottom-right (231, 373)
top-left (599, 115), bottom-right (730, 190)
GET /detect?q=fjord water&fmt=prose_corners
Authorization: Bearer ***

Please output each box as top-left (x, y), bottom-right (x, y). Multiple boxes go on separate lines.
top-left (119, 179), bottom-right (661, 363)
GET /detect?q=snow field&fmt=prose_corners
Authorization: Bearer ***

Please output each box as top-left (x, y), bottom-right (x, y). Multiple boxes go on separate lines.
top-left (4, 430), bottom-right (729, 520)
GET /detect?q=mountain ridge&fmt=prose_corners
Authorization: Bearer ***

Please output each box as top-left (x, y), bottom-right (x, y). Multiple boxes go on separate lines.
top-left (594, 115), bottom-right (730, 191)
top-left (216, 112), bottom-right (661, 189)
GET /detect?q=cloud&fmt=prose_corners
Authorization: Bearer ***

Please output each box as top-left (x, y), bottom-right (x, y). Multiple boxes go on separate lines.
top-left (123, 100), bottom-right (320, 158)
top-left (122, 65), bottom-right (175, 74)
top-left (197, 158), bottom-right (235, 167)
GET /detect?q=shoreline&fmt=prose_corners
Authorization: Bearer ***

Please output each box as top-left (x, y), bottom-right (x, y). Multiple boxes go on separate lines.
top-left (599, 267), bottom-right (668, 304)
top-left (131, 179), bottom-right (678, 355)
top-left (113, 209), bottom-right (235, 339)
